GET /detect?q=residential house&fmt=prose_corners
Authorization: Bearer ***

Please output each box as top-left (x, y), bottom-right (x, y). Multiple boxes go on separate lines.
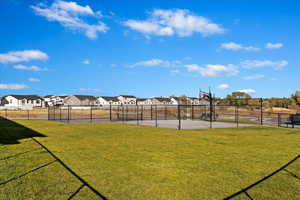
top-left (1, 95), bottom-right (45, 108)
top-left (64, 95), bottom-right (97, 106)
top-left (97, 96), bottom-right (121, 106)
top-left (170, 97), bottom-right (192, 105)
top-left (44, 95), bottom-right (68, 107)
top-left (117, 95), bottom-right (136, 105)
top-left (189, 97), bottom-right (210, 105)
top-left (152, 97), bottom-right (173, 105)
top-left (137, 98), bottom-right (152, 105)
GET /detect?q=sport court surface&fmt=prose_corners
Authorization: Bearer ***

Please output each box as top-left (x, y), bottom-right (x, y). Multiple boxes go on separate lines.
top-left (1, 120), bottom-right (300, 200)
top-left (55, 119), bottom-right (255, 129)
top-left (121, 119), bottom-right (254, 129)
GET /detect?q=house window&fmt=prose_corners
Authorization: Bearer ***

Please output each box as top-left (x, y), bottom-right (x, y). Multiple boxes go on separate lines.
top-left (22, 100), bottom-right (26, 105)
top-left (36, 100), bottom-right (40, 104)
top-left (10, 100), bottom-right (12, 104)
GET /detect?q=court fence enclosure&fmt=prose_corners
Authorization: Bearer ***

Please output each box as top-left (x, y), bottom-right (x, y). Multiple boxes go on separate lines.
top-left (0, 104), bottom-right (296, 129)
top-left (45, 104), bottom-right (295, 129)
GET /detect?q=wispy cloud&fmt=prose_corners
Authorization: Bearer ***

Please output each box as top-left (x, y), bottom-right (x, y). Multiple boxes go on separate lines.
top-left (124, 9), bottom-right (224, 37)
top-left (0, 50), bottom-right (48, 63)
top-left (0, 84), bottom-right (28, 90)
top-left (220, 42), bottom-right (260, 51)
top-left (129, 59), bottom-right (181, 68)
top-left (185, 64), bottom-right (239, 77)
top-left (241, 60), bottom-right (288, 70)
top-left (218, 84), bottom-right (229, 90)
top-left (31, 0), bottom-right (108, 39)
top-left (237, 89), bottom-right (256, 94)
top-left (170, 69), bottom-right (180, 75)
top-left (82, 59), bottom-right (90, 64)
top-left (265, 42), bottom-right (283, 49)
top-left (79, 88), bottom-right (101, 93)
top-left (28, 78), bottom-right (40, 82)
top-left (243, 74), bottom-right (265, 80)
top-left (14, 64), bottom-right (48, 71)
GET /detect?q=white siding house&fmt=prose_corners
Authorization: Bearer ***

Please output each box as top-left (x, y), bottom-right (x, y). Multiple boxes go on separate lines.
top-left (1, 95), bottom-right (45, 109)
top-left (117, 95), bottom-right (136, 105)
top-left (152, 97), bottom-right (173, 105)
top-left (97, 96), bottom-right (121, 106)
top-left (137, 98), bottom-right (152, 105)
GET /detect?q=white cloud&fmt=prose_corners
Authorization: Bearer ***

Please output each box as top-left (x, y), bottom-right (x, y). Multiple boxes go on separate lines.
top-left (14, 64), bottom-right (47, 71)
top-left (220, 42), bottom-right (260, 51)
top-left (129, 59), bottom-right (181, 68)
top-left (170, 69), bottom-right (180, 75)
top-left (79, 88), bottom-right (101, 93)
top-left (0, 84), bottom-right (28, 90)
top-left (241, 60), bottom-right (288, 70)
top-left (28, 78), bottom-right (40, 82)
top-left (82, 59), bottom-right (90, 64)
top-left (124, 9), bottom-right (224, 37)
top-left (265, 42), bottom-right (283, 49)
top-left (243, 74), bottom-right (265, 80)
top-left (237, 89), bottom-right (256, 94)
top-left (0, 50), bottom-right (48, 63)
top-left (185, 64), bottom-right (239, 77)
top-left (218, 84), bottom-right (229, 90)
top-left (31, 0), bottom-right (108, 39)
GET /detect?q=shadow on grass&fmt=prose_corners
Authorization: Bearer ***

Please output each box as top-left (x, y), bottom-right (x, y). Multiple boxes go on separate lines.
top-left (0, 118), bottom-right (46, 145)
top-left (0, 118), bottom-right (108, 199)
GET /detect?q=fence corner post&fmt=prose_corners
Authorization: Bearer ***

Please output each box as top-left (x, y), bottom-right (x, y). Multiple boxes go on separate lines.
top-left (260, 98), bottom-right (263, 126)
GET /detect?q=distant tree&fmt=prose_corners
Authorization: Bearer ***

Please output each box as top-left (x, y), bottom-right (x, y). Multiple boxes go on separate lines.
top-left (225, 92), bottom-right (251, 106)
top-left (292, 91), bottom-right (300, 106)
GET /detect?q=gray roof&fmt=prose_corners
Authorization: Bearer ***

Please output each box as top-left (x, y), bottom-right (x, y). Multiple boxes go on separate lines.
top-left (153, 97), bottom-right (172, 102)
top-left (100, 96), bottom-right (119, 102)
top-left (8, 95), bottom-right (43, 100)
top-left (74, 95), bottom-right (97, 101)
top-left (119, 95), bottom-right (136, 98)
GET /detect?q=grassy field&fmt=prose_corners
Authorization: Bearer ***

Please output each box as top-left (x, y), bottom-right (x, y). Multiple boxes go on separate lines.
top-left (0, 120), bottom-right (300, 199)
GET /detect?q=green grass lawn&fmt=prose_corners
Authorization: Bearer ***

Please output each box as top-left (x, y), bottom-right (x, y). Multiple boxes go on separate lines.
top-left (0, 120), bottom-right (300, 200)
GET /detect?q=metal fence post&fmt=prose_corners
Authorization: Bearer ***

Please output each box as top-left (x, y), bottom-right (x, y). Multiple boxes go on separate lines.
top-left (151, 105), bottom-right (153, 120)
top-left (68, 105), bottom-right (70, 123)
top-left (27, 110), bottom-right (29, 120)
top-left (5, 109), bottom-right (7, 119)
top-left (125, 105), bottom-right (128, 121)
top-left (122, 104), bottom-right (124, 123)
top-left (178, 105), bottom-right (181, 130)
top-left (260, 98), bottom-right (263, 125)
top-left (141, 105), bottom-right (143, 121)
top-left (90, 106), bottom-right (92, 122)
top-left (164, 105), bottom-right (167, 120)
top-left (60, 107), bottom-right (62, 121)
top-left (136, 105), bottom-right (139, 125)
top-left (47, 107), bottom-right (50, 120)
top-left (209, 94), bottom-right (213, 129)
top-left (191, 105), bottom-right (194, 120)
top-left (155, 105), bottom-right (158, 127)
top-left (278, 113), bottom-right (280, 127)
top-left (237, 105), bottom-right (239, 128)
top-left (109, 103), bottom-right (112, 121)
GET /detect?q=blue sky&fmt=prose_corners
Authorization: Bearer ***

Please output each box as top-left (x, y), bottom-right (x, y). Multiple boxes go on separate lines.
top-left (0, 0), bottom-right (299, 98)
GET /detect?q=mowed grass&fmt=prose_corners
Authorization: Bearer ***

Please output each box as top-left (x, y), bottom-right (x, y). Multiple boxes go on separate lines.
top-left (0, 120), bottom-right (300, 200)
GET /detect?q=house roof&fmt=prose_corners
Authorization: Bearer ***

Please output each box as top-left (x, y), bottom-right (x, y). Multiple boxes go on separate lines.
top-left (153, 97), bottom-right (172, 102)
top-left (74, 95), bottom-right (97, 101)
top-left (137, 98), bottom-right (149, 101)
top-left (8, 95), bottom-right (43, 100)
top-left (44, 95), bottom-right (53, 98)
top-left (100, 96), bottom-right (119, 102)
top-left (119, 95), bottom-right (136, 98)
